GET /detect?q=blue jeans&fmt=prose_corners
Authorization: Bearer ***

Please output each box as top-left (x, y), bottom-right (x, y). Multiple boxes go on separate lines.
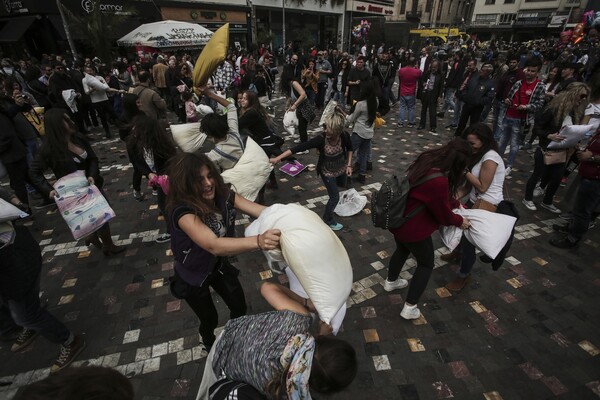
top-left (568, 178), bottom-right (600, 242)
top-left (498, 117), bottom-right (522, 167)
top-left (333, 91), bottom-right (346, 110)
top-left (440, 88), bottom-right (456, 113)
top-left (492, 101), bottom-right (504, 140)
top-left (322, 174), bottom-right (345, 225)
top-left (351, 133), bottom-right (371, 175)
top-left (398, 95), bottom-right (416, 124)
top-left (452, 99), bottom-right (463, 126)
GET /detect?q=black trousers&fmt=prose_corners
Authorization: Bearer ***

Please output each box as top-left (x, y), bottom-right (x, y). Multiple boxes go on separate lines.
top-left (181, 267), bottom-right (247, 348)
top-left (93, 100), bottom-right (118, 138)
top-left (454, 104), bottom-right (484, 137)
top-left (387, 236), bottom-right (435, 305)
top-left (4, 157), bottom-right (33, 205)
top-left (419, 92), bottom-right (438, 130)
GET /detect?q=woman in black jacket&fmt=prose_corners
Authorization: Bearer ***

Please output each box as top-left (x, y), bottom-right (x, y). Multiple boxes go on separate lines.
top-left (269, 111), bottom-right (353, 231)
top-left (127, 115), bottom-right (177, 243)
top-left (29, 108), bottom-right (125, 255)
top-left (118, 93), bottom-right (145, 201)
top-left (333, 58), bottom-right (350, 110)
top-left (417, 60), bottom-right (444, 133)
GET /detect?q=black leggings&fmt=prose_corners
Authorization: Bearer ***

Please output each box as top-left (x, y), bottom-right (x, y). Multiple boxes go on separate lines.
top-left (387, 236), bottom-right (435, 305)
top-left (182, 269), bottom-right (247, 348)
top-left (524, 147), bottom-right (566, 204)
top-left (296, 110), bottom-right (308, 143)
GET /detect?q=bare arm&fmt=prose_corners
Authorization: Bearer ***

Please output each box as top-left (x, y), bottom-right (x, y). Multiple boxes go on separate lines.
top-left (178, 213), bottom-right (280, 256)
top-left (288, 81), bottom-right (306, 111)
top-left (466, 159), bottom-right (498, 193)
top-left (260, 282), bottom-right (310, 315)
top-left (233, 192), bottom-right (267, 219)
top-left (270, 149), bottom-right (293, 164)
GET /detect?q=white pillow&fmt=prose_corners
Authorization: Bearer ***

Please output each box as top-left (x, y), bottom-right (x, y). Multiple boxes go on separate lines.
top-left (455, 208), bottom-right (517, 259)
top-left (170, 122), bottom-right (207, 153)
top-left (0, 198), bottom-right (28, 223)
top-left (221, 136), bottom-right (273, 201)
top-left (245, 204), bottom-right (353, 324)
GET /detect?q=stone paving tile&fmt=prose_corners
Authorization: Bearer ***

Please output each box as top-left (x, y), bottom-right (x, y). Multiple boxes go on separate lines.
top-left (1, 103), bottom-right (599, 400)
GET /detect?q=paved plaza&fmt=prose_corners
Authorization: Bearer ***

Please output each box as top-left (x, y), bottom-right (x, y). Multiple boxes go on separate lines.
top-left (1, 99), bottom-right (599, 400)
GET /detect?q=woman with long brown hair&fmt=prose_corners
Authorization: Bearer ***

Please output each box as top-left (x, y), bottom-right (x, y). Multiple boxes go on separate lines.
top-left (166, 153), bottom-right (281, 350)
top-left (523, 82), bottom-right (590, 214)
top-left (382, 138), bottom-right (472, 320)
top-left (127, 115), bottom-right (177, 243)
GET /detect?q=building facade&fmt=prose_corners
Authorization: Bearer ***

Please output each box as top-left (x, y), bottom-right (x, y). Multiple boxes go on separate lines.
top-left (470, 0), bottom-right (588, 41)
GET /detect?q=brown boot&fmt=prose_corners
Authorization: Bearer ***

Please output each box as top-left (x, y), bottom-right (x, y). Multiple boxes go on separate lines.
top-left (97, 223), bottom-right (126, 256)
top-left (445, 275), bottom-right (472, 292)
top-left (440, 250), bottom-right (461, 263)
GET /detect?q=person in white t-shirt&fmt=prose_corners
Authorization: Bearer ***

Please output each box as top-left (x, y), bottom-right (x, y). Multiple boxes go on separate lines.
top-left (445, 123), bottom-right (506, 292)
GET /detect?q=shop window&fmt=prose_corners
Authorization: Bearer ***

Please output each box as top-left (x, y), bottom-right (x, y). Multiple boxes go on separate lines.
top-left (485, 0), bottom-right (495, 4)
top-left (426, 0), bottom-right (433, 12)
top-left (400, 0), bottom-right (407, 14)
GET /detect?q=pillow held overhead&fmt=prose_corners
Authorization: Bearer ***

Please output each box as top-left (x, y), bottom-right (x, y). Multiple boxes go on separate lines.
top-left (193, 23), bottom-right (229, 88)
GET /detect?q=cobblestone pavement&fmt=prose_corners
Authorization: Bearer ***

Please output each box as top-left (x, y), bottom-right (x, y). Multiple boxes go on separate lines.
top-left (1, 98), bottom-right (599, 400)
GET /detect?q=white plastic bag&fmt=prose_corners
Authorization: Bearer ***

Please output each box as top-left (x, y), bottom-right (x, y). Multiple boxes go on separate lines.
top-left (334, 188), bottom-right (367, 217)
top-left (283, 110), bottom-right (298, 135)
top-left (245, 204), bottom-right (353, 324)
top-left (170, 122), bottom-right (207, 153)
top-left (221, 137), bottom-right (273, 201)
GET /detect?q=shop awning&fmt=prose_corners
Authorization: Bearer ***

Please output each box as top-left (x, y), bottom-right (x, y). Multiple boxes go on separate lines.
top-left (48, 15), bottom-right (67, 40)
top-left (0, 15), bottom-right (37, 42)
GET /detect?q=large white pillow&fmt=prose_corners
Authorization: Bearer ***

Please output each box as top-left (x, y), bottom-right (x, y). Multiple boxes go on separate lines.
top-left (170, 122), bottom-right (207, 153)
top-left (221, 136), bottom-right (272, 201)
top-left (245, 204), bottom-right (353, 324)
top-left (452, 208), bottom-right (517, 259)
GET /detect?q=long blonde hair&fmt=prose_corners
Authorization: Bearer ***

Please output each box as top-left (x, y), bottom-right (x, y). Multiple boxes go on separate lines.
top-left (548, 82), bottom-right (590, 126)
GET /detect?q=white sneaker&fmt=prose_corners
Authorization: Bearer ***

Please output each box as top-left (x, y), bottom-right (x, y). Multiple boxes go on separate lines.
top-left (533, 186), bottom-right (544, 197)
top-left (383, 277), bottom-right (408, 292)
top-left (505, 166), bottom-right (512, 176)
top-left (540, 203), bottom-right (561, 214)
top-left (522, 199), bottom-right (537, 211)
top-left (400, 303), bottom-right (421, 320)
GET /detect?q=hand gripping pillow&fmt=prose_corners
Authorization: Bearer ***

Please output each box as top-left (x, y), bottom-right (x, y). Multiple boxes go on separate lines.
top-left (456, 208), bottom-right (517, 259)
top-left (245, 204), bottom-right (353, 324)
top-left (221, 136), bottom-right (273, 201)
top-left (170, 122), bottom-right (206, 153)
top-left (193, 24), bottom-right (229, 88)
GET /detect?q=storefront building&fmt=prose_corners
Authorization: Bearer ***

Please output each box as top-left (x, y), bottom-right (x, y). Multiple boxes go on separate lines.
top-left (157, 0), bottom-right (251, 48)
top-left (249, 0), bottom-right (345, 51)
top-left (345, 0), bottom-right (395, 51)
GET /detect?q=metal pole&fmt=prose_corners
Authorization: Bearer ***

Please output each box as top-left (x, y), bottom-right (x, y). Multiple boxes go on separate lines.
top-left (282, 0), bottom-right (286, 50)
top-left (563, 6), bottom-right (574, 32)
top-left (56, 0), bottom-right (78, 60)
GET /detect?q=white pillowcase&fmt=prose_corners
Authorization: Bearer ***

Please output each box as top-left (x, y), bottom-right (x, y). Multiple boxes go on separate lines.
top-left (440, 208), bottom-right (517, 259)
top-left (245, 204), bottom-right (353, 324)
top-left (221, 136), bottom-right (272, 201)
top-left (170, 122), bottom-right (207, 153)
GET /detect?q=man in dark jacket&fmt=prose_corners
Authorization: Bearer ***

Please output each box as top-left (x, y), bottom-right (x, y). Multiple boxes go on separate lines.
top-left (454, 63), bottom-right (496, 137)
top-left (0, 187), bottom-right (86, 372)
top-left (372, 51), bottom-right (396, 115)
top-left (439, 51), bottom-right (465, 121)
top-left (417, 60), bottom-right (444, 133)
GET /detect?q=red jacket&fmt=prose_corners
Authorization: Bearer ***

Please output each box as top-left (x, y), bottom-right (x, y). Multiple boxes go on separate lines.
top-left (391, 171), bottom-right (463, 243)
top-left (579, 131), bottom-right (600, 180)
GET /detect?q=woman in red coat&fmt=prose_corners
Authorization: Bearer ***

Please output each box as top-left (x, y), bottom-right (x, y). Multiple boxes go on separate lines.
top-left (383, 138), bottom-right (472, 320)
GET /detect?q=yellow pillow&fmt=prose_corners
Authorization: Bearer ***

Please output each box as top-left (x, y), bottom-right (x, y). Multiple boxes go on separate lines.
top-left (192, 23), bottom-right (229, 88)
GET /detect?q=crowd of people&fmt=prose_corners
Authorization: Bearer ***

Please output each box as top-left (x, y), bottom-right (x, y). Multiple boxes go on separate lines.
top-left (1, 33), bottom-right (600, 398)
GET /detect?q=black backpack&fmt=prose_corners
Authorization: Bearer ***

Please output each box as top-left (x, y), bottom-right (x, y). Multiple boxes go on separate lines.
top-left (372, 172), bottom-right (444, 229)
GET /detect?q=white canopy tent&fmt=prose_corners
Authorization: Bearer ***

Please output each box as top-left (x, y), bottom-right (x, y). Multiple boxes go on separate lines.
top-left (117, 20), bottom-right (212, 49)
